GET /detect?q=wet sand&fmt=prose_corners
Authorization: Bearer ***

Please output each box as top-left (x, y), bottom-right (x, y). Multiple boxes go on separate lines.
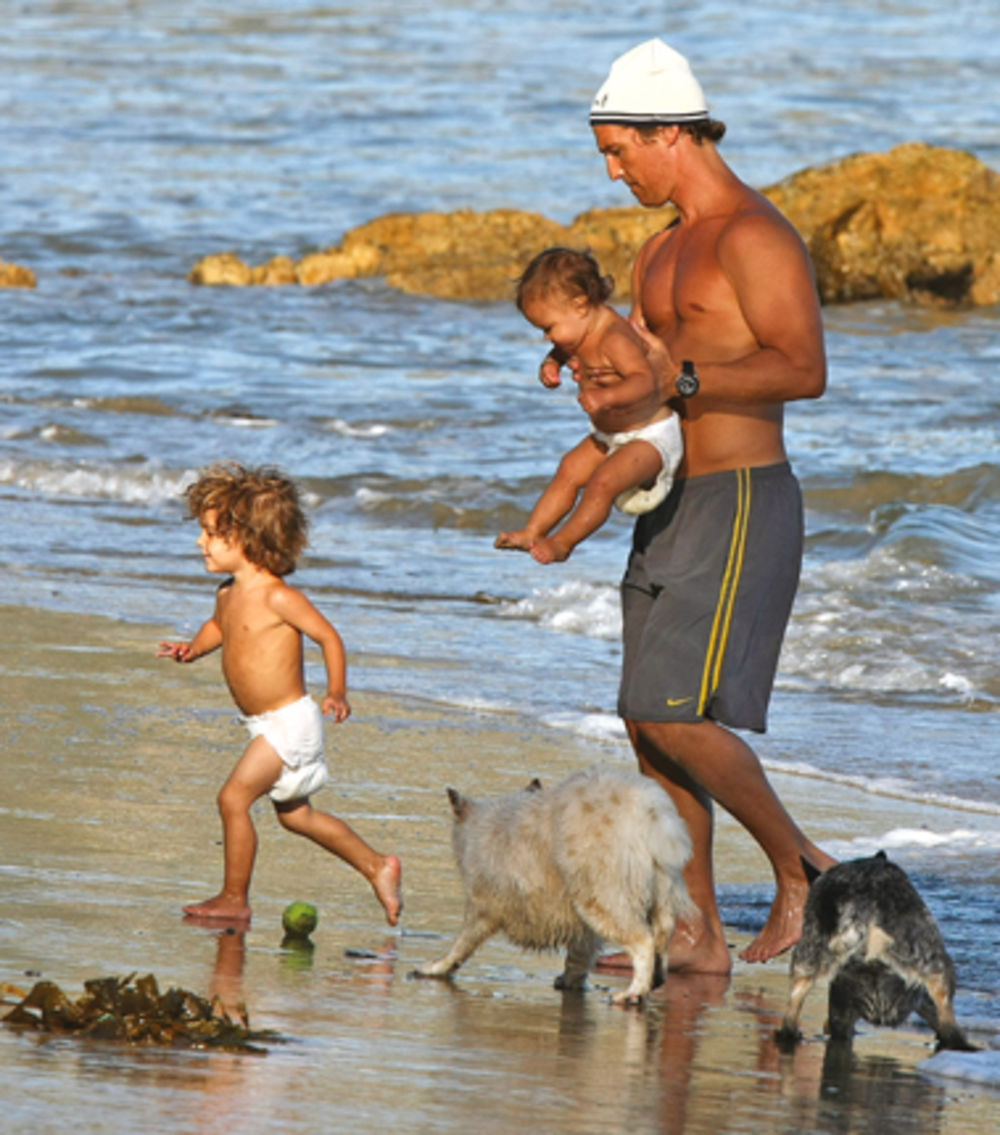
top-left (1, 605), bottom-right (996, 1133)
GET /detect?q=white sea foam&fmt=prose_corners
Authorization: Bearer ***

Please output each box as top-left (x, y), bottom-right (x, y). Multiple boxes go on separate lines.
top-left (494, 561), bottom-right (991, 706)
top-left (355, 486), bottom-right (392, 506)
top-left (763, 757), bottom-right (1000, 817)
top-left (327, 418), bottom-right (391, 439)
top-left (447, 693), bottom-right (521, 716)
top-left (778, 547), bottom-right (991, 701)
top-left (821, 827), bottom-right (1000, 860)
top-left (0, 457), bottom-right (189, 505)
top-left (214, 414), bottom-right (279, 428)
top-left (498, 580), bottom-right (620, 640)
top-left (540, 711), bottom-right (629, 745)
top-left (919, 1048), bottom-right (1000, 1088)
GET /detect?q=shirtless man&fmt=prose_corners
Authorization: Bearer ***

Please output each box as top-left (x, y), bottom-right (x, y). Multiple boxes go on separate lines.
top-left (588, 39), bottom-right (835, 972)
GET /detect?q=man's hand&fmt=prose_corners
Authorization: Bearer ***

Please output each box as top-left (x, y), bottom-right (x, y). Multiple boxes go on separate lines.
top-left (629, 320), bottom-right (676, 401)
top-left (577, 387), bottom-right (603, 416)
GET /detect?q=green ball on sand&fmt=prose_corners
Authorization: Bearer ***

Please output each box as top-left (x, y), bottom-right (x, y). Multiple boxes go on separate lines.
top-left (282, 901), bottom-right (319, 939)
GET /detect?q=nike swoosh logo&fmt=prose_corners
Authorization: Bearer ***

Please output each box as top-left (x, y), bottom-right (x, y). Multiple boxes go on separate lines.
top-left (666, 697), bottom-right (693, 707)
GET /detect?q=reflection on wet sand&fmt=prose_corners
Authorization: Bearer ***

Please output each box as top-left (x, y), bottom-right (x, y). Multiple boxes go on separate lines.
top-left (190, 920), bottom-right (248, 1018)
top-left (2, 608), bottom-right (996, 1134)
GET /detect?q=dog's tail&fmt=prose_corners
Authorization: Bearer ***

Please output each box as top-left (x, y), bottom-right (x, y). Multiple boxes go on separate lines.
top-left (801, 856), bottom-right (823, 886)
top-left (641, 787), bottom-right (696, 921)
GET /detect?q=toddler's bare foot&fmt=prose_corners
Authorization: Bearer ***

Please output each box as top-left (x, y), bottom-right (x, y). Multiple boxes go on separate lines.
top-left (530, 536), bottom-right (571, 564)
top-left (495, 530), bottom-right (536, 551)
top-left (373, 855), bottom-right (403, 926)
top-left (182, 894), bottom-right (252, 923)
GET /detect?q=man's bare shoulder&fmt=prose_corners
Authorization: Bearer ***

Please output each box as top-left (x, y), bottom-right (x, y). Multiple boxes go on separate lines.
top-left (717, 190), bottom-right (806, 255)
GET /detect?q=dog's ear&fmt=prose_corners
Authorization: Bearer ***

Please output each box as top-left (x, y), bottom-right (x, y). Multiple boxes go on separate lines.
top-left (801, 856), bottom-right (824, 885)
top-left (447, 786), bottom-right (471, 820)
top-left (526, 777), bottom-right (542, 792)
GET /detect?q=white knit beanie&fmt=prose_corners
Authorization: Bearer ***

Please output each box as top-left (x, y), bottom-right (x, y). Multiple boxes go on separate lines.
top-left (590, 39), bottom-right (708, 126)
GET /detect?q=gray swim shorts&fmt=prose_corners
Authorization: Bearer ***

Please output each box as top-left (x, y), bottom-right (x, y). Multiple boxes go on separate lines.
top-left (618, 463), bottom-right (802, 733)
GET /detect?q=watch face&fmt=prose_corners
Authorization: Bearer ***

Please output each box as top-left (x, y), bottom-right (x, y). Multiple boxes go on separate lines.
top-left (676, 369), bottom-right (699, 397)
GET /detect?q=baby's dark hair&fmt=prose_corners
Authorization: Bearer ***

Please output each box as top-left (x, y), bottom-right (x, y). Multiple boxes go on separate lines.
top-left (515, 247), bottom-right (614, 313)
top-left (185, 462), bottom-right (308, 577)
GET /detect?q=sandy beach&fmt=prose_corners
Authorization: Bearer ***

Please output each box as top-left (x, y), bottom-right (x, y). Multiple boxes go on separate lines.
top-left (2, 604), bottom-right (996, 1134)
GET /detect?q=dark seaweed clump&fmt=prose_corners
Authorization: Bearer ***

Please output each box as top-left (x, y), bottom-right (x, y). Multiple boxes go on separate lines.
top-left (2, 972), bottom-right (278, 1055)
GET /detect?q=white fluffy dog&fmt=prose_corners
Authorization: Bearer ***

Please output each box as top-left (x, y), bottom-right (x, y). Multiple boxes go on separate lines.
top-left (412, 764), bottom-right (693, 1005)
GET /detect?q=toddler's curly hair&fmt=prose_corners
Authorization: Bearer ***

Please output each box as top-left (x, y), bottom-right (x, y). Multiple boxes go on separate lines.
top-left (185, 462), bottom-right (308, 577)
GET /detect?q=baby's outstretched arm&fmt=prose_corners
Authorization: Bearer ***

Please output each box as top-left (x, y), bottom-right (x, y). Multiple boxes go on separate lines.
top-left (156, 614), bottom-right (223, 663)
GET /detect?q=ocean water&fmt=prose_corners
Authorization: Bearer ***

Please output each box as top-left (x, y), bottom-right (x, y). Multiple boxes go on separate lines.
top-left (2, 0), bottom-right (999, 1122)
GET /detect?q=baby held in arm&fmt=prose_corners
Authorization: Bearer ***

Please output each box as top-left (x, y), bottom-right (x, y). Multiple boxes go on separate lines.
top-left (495, 247), bottom-right (682, 563)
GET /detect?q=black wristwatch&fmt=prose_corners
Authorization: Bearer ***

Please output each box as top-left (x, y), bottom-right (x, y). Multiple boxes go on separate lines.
top-left (675, 360), bottom-right (699, 398)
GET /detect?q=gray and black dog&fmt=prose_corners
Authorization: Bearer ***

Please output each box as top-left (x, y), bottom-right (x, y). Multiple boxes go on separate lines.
top-left (775, 852), bottom-right (976, 1051)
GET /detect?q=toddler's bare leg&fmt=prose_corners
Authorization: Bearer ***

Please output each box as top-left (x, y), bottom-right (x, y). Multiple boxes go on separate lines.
top-left (496, 435), bottom-right (606, 551)
top-left (184, 735), bottom-right (283, 922)
top-left (276, 801), bottom-right (402, 926)
top-left (532, 439), bottom-right (662, 563)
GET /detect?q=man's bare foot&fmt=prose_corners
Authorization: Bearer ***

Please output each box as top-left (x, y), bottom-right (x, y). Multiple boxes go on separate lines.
top-left (594, 950), bottom-right (635, 974)
top-left (596, 922), bottom-right (732, 976)
top-left (373, 855), bottom-right (402, 927)
top-left (530, 536), bottom-right (571, 564)
top-left (495, 530), bottom-right (535, 551)
top-left (664, 920), bottom-right (733, 975)
top-left (182, 895), bottom-right (251, 923)
top-left (738, 875), bottom-right (812, 963)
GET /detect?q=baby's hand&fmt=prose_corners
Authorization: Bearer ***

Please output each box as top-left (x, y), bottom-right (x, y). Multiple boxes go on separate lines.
top-left (157, 640), bottom-right (194, 662)
top-left (322, 692), bottom-right (351, 723)
top-left (539, 356), bottom-right (562, 388)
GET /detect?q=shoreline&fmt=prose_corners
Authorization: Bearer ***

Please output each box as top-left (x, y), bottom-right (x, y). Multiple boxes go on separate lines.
top-left (2, 600), bottom-right (995, 914)
top-left (2, 601), bottom-right (997, 1132)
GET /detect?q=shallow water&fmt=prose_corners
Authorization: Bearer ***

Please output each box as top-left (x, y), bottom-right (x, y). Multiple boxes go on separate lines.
top-left (2, 1), bottom-right (999, 1128)
top-left (2, 610), bottom-right (998, 1134)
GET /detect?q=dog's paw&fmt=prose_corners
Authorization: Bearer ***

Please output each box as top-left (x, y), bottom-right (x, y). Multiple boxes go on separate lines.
top-left (773, 1025), bottom-right (802, 1053)
top-left (554, 973), bottom-right (588, 992)
top-left (610, 988), bottom-right (647, 1008)
top-left (408, 966), bottom-right (452, 981)
top-left (935, 1027), bottom-right (979, 1052)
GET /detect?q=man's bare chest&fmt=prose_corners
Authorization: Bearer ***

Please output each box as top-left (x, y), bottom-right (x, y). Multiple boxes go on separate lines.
top-left (642, 228), bottom-right (737, 338)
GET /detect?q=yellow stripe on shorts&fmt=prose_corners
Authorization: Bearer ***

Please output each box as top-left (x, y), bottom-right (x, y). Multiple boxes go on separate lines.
top-left (697, 468), bottom-right (752, 715)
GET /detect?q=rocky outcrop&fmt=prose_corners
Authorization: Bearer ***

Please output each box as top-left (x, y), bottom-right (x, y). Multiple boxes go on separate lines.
top-left (0, 260), bottom-right (36, 288)
top-left (768, 143), bottom-right (1000, 306)
top-left (188, 144), bottom-right (1000, 307)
